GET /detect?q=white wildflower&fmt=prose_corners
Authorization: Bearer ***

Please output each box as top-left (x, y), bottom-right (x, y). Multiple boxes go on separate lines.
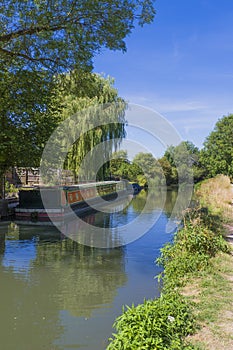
top-left (167, 315), bottom-right (175, 323)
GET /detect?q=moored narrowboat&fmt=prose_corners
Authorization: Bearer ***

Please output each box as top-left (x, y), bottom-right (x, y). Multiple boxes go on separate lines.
top-left (15, 181), bottom-right (130, 223)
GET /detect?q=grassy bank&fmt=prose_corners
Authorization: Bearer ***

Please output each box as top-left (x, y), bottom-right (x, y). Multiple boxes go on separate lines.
top-left (106, 175), bottom-right (233, 350)
top-left (195, 175), bottom-right (233, 222)
top-left (184, 175), bottom-right (233, 349)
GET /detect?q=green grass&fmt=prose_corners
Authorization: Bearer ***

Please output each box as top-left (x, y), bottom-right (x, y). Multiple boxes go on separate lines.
top-left (196, 253), bottom-right (233, 323)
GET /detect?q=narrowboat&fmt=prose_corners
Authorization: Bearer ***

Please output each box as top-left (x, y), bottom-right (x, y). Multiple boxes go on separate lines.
top-left (15, 181), bottom-right (131, 223)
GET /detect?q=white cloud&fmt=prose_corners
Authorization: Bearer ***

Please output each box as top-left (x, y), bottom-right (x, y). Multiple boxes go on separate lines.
top-left (121, 94), bottom-right (233, 148)
top-left (125, 94), bottom-right (207, 113)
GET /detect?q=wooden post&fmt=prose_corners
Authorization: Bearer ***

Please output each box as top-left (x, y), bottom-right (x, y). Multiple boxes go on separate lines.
top-left (25, 168), bottom-right (28, 185)
top-left (2, 175), bottom-right (5, 200)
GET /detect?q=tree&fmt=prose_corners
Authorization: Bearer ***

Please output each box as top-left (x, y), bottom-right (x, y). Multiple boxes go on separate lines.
top-left (0, 0), bottom-right (155, 73)
top-left (59, 72), bottom-right (126, 181)
top-left (158, 157), bottom-right (173, 185)
top-left (162, 141), bottom-right (204, 184)
top-left (0, 70), bottom-right (61, 183)
top-left (133, 152), bottom-right (164, 185)
top-left (105, 150), bottom-right (144, 182)
top-left (200, 114), bottom-right (233, 179)
top-left (172, 142), bottom-right (195, 183)
top-left (108, 150), bottom-right (129, 179)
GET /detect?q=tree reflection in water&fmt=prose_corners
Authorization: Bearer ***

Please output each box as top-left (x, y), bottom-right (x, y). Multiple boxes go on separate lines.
top-left (0, 223), bottom-right (127, 350)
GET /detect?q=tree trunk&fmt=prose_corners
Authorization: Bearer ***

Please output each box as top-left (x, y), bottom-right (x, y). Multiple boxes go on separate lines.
top-left (0, 171), bottom-right (6, 199)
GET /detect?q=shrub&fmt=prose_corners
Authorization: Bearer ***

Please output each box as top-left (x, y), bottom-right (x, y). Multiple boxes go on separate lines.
top-left (107, 292), bottom-right (197, 350)
top-left (5, 181), bottom-right (18, 197)
top-left (157, 210), bottom-right (230, 289)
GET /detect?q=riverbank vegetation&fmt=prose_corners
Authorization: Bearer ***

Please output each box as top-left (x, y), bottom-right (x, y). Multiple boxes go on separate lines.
top-left (107, 175), bottom-right (233, 349)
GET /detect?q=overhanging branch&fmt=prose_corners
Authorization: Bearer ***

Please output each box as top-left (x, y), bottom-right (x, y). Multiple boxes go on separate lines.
top-left (0, 47), bottom-right (58, 65)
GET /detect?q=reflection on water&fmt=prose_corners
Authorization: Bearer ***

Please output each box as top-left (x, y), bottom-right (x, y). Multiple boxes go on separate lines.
top-left (0, 189), bottom-right (178, 350)
top-left (63, 189), bottom-right (170, 248)
top-left (34, 239), bottom-right (127, 318)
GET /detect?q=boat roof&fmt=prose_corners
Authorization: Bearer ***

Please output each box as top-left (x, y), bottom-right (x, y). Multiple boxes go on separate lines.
top-left (19, 181), bottom-right (121, 191)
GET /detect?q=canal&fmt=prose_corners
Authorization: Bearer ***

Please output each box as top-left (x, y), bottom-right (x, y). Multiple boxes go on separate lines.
top-left (0, 189), bottom-right (179, 350)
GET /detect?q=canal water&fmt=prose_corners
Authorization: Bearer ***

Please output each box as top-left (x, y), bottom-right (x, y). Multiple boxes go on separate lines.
top-left (0, 189), bottom-right (178, 350)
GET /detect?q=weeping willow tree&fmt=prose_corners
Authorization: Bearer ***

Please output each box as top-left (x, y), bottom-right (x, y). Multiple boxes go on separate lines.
top-left (57, 71), bottom-right (126, 182)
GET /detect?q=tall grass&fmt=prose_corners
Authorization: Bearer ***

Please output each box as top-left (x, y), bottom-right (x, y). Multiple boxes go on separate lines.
top-left (195, 175), bottom-right (233, 221)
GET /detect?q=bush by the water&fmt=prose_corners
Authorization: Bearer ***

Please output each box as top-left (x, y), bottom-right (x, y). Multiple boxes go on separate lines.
top-left (157, 208), bottom-right (230, 288)
top-left (107, 292), bottom-right (197, 350)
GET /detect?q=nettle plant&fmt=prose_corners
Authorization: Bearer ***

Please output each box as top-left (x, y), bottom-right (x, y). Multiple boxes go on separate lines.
top-left (157, 208), bottom-right (230, 288)
top-left (107, 292), bottom-right (197, 350)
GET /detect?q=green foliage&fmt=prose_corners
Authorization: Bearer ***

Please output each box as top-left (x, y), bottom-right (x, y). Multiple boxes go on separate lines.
top-left (0, 70), bottom-right (126, 190)
top-left (0, 0), bottom-right (155, 73)
top-left (200, 114), bottom-right (233, 179)
top-left (108, 151), bottom-right (169, 185)
top-left (107, 150), bottom-right (143, 182)
top-left (107, 292), bottom-right (197, 350)
top-left (158, 156), bottom-right (175, 185)
top-left (5, 181), bottom-right (18, 197)
top-left (0, 70), bottom-right (61, 177)
top-left (136, 174), bottom-right (148, 187)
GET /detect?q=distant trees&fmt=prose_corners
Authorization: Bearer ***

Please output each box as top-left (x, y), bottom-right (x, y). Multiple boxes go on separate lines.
top-left (200, 114), bottom-right (233, 180)
top-left (158, 156), bottom-right (176, 185)
top-left (108, 150), bottom-right (131, 180)
top-left (108, 151), bottom-right (166, 186)
top-left (157, 115), bottom-right (233, 184)
top-left (65, 113), bottom-right (233, 185)
top-left (161, 141), bottom-right (205, 185)
top-left (75, 117), bottom-right (231, 186)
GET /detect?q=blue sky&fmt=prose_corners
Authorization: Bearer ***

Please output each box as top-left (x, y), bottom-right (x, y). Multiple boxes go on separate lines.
top-left (94, 0), bottom-right (233, 151)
